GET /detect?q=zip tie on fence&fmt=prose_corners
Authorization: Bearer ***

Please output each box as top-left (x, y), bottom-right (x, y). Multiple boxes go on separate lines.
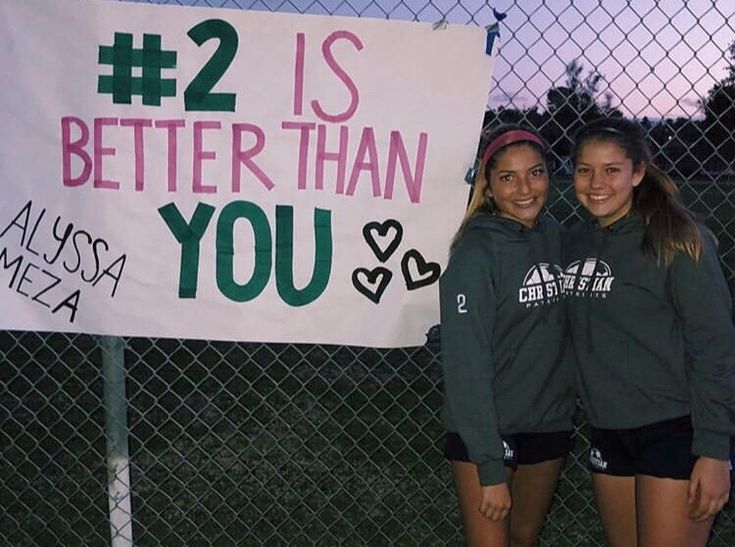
top-left (485, 22), bottom-right (500, 55)
top-left (485, 7), bottom-right (506, 55)
top-left (432, 17), bottom-right (447, 30)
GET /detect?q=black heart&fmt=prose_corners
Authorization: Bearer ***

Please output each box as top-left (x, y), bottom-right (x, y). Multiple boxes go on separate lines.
top-left (362, 220), bottom-right (403, 262)
top-left (401, 249), bottom-right (440, 290)
top-left (352, 267), bottom-right (393, 304)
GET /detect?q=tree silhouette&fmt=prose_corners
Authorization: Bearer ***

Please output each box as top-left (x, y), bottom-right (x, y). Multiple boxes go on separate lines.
top-left (542, 60), bottom-right (621, 167)
top-left (702, 41), bottom-right (735, 175)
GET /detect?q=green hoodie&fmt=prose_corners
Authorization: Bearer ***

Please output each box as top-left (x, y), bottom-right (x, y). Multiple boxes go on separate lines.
top-left (564, 212), bottom-right (735, 460)
top-left (440, 213), bottom-right (575, 486)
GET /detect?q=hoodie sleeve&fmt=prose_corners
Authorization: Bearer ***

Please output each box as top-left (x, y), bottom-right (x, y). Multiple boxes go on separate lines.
top-left (670, 228), bottom-right (735, 460)
top-left (440, 234), bottom-right (505, 485)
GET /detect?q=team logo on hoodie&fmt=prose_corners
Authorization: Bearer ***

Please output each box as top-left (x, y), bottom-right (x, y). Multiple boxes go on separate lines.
top-left (562, 258), bottom-right (615, 298)
top-left (503, 440), bottom-right (515, 461)
top-left (589, 447), bottom-right (609, 471)
top-left (518, 263), bottom-right (564, 307)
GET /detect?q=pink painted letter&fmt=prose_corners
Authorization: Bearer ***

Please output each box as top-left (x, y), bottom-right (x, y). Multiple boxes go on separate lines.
top-left (61, 117), bottom-right (91, 187)
top-left (193, 121), bottom-right (220, 194)
top-left (93, 117), bottom-right (119, 190)
top-left (384, 131), bottom-right (428, 204)
top-left (232, 123), bottom-right (275, 192)
top-left (311, 31), bottom-right (364, 123)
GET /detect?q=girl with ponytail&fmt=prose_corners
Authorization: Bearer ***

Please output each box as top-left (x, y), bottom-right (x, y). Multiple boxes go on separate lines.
top-left (566, 117), bottom-right (735, 547)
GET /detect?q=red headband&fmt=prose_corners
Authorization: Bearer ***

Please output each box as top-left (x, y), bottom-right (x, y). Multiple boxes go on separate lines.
top-left (481, 130), bottom-right (545, 168)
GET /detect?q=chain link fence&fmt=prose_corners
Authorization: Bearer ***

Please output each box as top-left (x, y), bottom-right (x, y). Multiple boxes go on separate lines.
top-left (2, 0), bottom-right (734, 545)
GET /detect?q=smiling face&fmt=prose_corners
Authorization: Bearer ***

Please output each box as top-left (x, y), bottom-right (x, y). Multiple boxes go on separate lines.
top-left (487, 143), bottom-right (548, 228)
top-left (573, 139), bottom-right (645, 227)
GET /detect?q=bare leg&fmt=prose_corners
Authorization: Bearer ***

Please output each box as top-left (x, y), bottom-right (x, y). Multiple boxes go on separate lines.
top-left (509, 458), bottom-right (565, 547)
top-left (453, 460), bottom-right (512, 547)
top-left (636, 475), bottom-right (713, 547)
top-left (592, 473), bottom-right (637, 547)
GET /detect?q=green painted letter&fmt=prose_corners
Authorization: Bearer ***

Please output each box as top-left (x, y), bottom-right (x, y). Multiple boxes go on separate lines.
top-left (158, 202), bottom-right (215, 298)
top-left (275, 206), bottom-right (332, 306)
top-left (216, 201), bottom-right (271, 302)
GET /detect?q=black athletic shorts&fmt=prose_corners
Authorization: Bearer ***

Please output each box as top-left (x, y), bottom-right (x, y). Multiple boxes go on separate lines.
top-left (444, 430), bottom-right (573, 470)
top-left (588, 415), bottom-right (729, 479)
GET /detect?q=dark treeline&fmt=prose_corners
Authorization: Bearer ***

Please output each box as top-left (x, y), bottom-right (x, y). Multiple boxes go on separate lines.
top-left (484, 49), bottom-right (735, 181)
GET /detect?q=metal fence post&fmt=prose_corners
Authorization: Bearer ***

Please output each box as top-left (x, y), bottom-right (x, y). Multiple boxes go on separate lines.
top-left (100, 335), bottom-right (133, 547)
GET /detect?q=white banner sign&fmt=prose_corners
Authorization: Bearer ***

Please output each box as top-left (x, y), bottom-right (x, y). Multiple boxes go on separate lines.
top-left (0, 0), bottom-right (495, 347)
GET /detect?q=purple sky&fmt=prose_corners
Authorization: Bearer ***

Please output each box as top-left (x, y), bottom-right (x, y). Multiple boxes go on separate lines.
top-left (136, 0), bottom-right (734, 119)
top-left (482, 0), bottom-right (735, 119)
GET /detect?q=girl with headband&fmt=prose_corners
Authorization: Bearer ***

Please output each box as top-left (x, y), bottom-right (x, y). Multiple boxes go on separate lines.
top-left (440, 124), bottom-right (575, 546)
top-left (566, 116), bottom-right (735, 546)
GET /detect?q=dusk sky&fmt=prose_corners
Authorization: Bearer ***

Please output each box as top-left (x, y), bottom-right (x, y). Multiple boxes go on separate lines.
top-left (132, 0), bottom-right (734, 119)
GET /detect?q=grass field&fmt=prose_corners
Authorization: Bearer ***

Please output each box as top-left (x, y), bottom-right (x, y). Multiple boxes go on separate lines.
top-left (3, 333), bottom-right (735, 546)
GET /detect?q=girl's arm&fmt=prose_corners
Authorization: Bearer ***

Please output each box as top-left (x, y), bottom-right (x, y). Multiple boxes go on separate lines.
top-left (670, 228), bottom-right (735, 461)
top-left (670, 227), bottom-right (735, 520)
top-left (440, 235), bottom-right (505, 487)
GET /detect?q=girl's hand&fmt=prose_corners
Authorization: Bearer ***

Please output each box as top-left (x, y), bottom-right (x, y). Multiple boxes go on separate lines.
top-left (688, 456), bottom-right (731, 522)
top-left (478, 483), bottom-right (512, 521)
